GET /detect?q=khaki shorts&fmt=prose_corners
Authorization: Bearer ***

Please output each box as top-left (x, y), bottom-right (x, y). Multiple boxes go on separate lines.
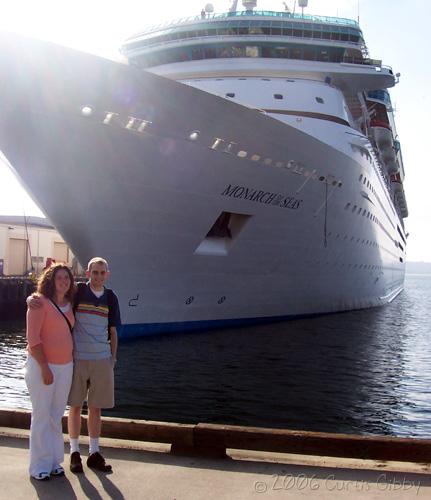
top-left (68, 358), bottom-right (114, 409)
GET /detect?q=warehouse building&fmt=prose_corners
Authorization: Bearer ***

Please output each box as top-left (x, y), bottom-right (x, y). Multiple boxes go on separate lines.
top-left (0, 215), bottom-right (81, 276)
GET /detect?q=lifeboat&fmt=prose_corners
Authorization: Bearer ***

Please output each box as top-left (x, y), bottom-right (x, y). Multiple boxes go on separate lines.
top-left (385, 158), bottom-right (399, 174)
top-left (369, 120), bottom-right (400, 174)
top-left (370, 123), bottom-right (393, 149)
top-left (391, 175), bottom-right (403, 193)
top-left (390, 174), bottom-right (408, 217)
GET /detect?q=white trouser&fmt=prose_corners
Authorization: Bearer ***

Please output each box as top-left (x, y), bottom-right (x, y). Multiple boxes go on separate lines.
top-left (25, 355), bottom-right (73, 476)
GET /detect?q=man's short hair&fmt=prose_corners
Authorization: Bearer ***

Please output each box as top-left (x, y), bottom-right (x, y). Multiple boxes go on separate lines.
top-left (87, 257), bottom-right (109, 271)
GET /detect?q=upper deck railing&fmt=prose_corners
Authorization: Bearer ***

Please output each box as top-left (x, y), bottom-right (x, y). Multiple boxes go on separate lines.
top-left (127, 10), bottom-right (359, 41)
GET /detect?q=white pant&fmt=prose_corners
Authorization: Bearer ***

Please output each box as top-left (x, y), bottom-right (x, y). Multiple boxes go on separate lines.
top-left (25, 355), bottom-right (73, 476)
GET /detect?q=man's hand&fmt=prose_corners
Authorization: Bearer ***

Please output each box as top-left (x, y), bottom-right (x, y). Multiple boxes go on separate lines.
top-left (41, 364), bottom-right (54, 385)
top-left (27, 294), bottom-right (43, 309)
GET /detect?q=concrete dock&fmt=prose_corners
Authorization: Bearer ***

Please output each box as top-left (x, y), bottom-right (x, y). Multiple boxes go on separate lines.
top-left (1, 426), bottom-right (430, 499)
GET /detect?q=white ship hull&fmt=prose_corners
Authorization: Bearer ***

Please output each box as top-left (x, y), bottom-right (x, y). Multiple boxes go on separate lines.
top-left (0, 34), bottom-right (406, 337)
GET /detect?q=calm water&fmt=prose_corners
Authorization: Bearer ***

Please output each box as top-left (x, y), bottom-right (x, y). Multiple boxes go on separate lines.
top-left (1, 273), bottom-right (430, 437)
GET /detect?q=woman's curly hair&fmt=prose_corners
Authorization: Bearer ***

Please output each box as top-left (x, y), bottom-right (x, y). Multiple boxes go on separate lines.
top-left (37, 264), bottom-right (75, 302)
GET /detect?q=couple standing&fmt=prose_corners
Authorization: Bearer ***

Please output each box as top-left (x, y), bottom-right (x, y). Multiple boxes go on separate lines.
top-left (25, 257), bottom-right (121, 481)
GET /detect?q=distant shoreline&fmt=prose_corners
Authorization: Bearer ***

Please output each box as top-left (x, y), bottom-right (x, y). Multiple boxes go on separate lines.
top-left (406, 262), bottom-right (431, 274)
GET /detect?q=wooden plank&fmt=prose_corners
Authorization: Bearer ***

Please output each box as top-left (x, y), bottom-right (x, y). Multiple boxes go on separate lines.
top-left (195, 423), bottom-right (431, 463)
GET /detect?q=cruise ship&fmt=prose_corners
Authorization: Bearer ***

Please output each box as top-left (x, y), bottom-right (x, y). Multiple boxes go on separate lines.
top-left (0, 1), bottom-right (407, 337)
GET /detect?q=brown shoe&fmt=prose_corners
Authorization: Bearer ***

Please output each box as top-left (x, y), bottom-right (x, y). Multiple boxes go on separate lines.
top-left (70, 451), bottom-right (83, 473)
top-left (87, 452), bottom-right (112, 472)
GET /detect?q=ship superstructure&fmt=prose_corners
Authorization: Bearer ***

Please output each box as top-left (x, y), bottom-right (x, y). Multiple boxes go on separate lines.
top-left (0, 1), bottom-right (407, 337)
top-left (122, 1), bottom-right (407, 217)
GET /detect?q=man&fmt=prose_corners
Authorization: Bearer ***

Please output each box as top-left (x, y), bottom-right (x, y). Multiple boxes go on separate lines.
top-left (68, 257), bottom-right (121, 473)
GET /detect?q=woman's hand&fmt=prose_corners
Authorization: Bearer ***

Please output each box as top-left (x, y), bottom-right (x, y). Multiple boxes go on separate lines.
top-left (41, 364), bottom-right (54, 385)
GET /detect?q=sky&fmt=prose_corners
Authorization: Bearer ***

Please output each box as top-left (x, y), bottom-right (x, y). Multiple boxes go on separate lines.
top-left (0, 0), bottom-right (429, 261)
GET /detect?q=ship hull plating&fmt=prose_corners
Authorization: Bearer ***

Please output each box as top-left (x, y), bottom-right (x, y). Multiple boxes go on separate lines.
top-left (0, 34), bottom-right (405, 337)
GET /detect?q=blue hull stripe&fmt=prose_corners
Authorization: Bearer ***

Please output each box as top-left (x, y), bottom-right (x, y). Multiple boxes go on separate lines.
top-left (118, 313), bottom-right (320, 339)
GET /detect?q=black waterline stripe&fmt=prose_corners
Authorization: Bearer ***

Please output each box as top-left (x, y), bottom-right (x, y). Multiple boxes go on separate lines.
top-left (261, 109), bottom-right (350, 127)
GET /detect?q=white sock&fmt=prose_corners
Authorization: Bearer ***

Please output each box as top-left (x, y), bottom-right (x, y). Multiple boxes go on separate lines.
top-left (89, 437), bottom-right (100, 455)
top-left (70, 438), bottom-right (80, 454)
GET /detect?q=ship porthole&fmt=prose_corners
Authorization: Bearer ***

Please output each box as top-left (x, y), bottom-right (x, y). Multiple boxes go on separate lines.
top-left (189, 131), bottom-right (200, 141)
top-left (81, 106), bottom-right (93, 116)
top-left (217, 296), bottom-right (226, 304)
top-left (185, 296), bottom-right (194, 305)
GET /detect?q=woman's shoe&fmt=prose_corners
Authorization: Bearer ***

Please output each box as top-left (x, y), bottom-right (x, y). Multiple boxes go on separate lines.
top-left (31, 472), bottom-right (50, 481)
top-left (50, 466), bottom-right (65, 476)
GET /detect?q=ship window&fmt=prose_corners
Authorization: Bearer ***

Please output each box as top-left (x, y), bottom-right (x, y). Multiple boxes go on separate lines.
top-left (217, 28), bottom-right (230, 36)
top-left (315, 97), bottom-right (324, 104)
top-left (291, 48), bottom-right (302, 59)
top-left (303, 48), bottom-right (315, 60)
top-left (204, 48), bottom-right (217, 59)
top-left (192, 48), bottom-right (204, 60)
top-left (274, 94), bottom-right (283, 100)
top-left (195, 211), bottom-right (252, 256)
top-left (274, 47), bottom-right (290, 58)
top-left (352, 205), bottom-right (357, 213)
top-left (357, 208), bottom-right (362, 215)
top-left (246, 46), bottom-right (259, 57)
top-left (226, 93), bottom-right (235, 98)
top-left (340, 31), bottom-right (349, 42)
top-left (317, 49), bottom-right (329, 62)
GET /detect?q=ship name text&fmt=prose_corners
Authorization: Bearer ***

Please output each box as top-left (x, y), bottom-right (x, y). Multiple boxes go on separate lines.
top-left (221, 184), bottom-right (303, 210)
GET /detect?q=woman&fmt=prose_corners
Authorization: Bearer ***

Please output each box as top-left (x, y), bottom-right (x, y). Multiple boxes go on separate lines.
top-left (25, 264), bottom-right (75, 481)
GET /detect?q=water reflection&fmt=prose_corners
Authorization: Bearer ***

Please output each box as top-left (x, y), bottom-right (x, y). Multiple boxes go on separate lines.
top-left (0, 321), bottom-right (29, 410)
top-left (0, 274), bottom-right (430, 437)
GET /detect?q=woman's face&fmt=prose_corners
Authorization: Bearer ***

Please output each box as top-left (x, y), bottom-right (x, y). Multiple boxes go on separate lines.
top-left (54, 269), bottom-right (71, 296)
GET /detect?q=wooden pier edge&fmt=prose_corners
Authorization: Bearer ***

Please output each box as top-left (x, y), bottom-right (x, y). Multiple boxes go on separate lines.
top-left (1, 408), bottom-right (430, 463)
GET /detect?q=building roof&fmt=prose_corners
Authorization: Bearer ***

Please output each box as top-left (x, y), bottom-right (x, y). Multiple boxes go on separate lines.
top-left (0, 215), bottom-right (54, 229)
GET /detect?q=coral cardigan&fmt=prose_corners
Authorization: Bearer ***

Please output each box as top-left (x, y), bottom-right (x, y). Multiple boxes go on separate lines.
top-left (26, 296), bottom-right (74, 364)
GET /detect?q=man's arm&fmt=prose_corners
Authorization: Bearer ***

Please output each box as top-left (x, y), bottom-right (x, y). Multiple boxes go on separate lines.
top-left (109, 327), bottom-right (118, 362)
top-left (26, 293), bottom-right (43, 309)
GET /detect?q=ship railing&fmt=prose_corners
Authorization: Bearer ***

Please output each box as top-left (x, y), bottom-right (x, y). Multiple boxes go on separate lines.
top-left (129, 10), bottom-right (358, 39)
top-left (126, 33), bottom-right (364, 55)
